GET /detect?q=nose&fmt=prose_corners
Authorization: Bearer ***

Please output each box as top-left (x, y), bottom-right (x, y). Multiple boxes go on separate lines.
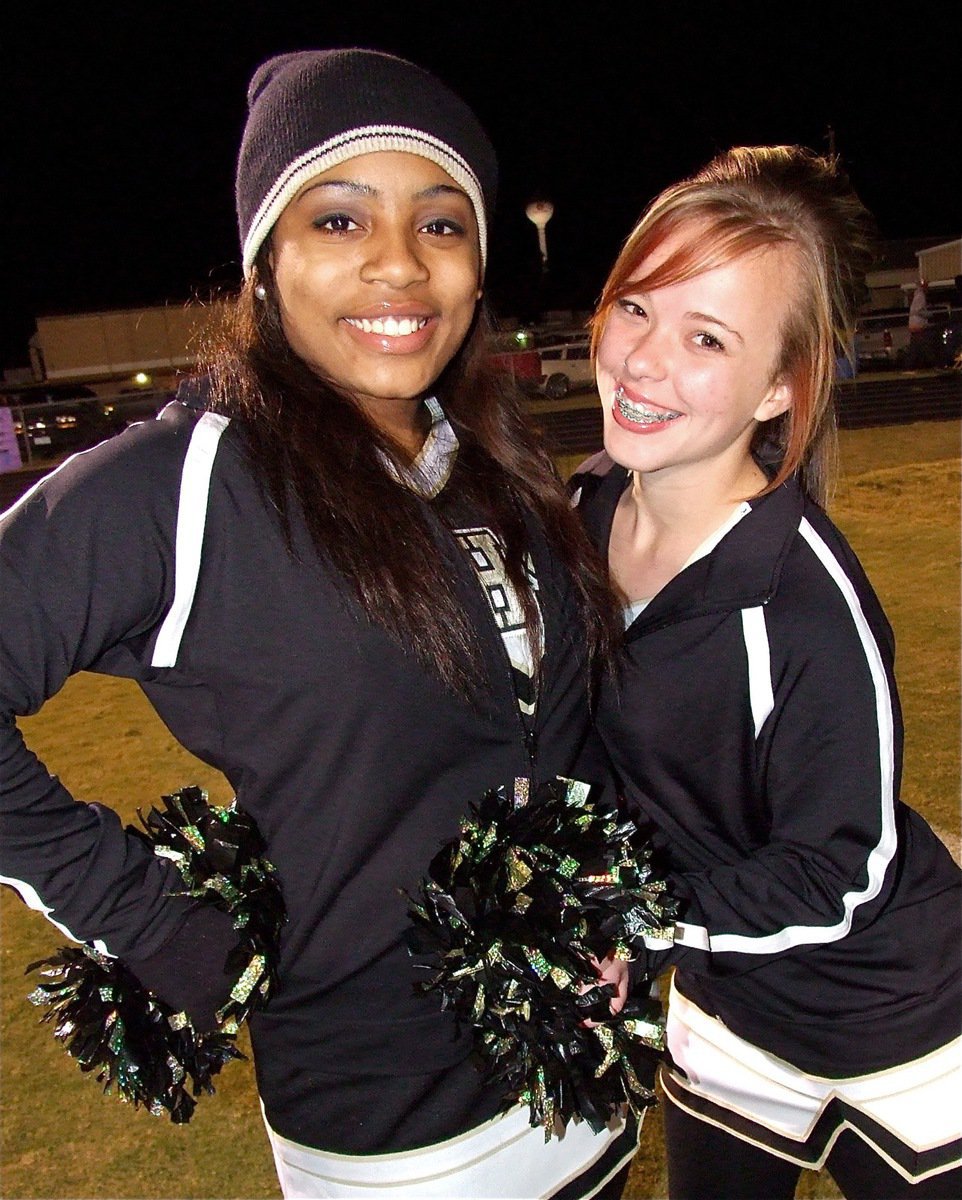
top-left (621, 327), bottom-right (668, 381)
top-left (359, 223), bottom-right (430, 288)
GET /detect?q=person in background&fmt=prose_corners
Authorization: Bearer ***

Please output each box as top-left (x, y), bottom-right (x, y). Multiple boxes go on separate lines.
top-left (0, 48), bottom-right (638, 1199)
top-left (571, 145), bottom-right (961, 1198)
top-left (907, 277), bottom-right (931, 367)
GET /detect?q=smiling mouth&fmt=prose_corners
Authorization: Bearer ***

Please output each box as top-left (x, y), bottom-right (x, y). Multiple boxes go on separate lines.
top-left (614, 386), bottom-right (682, 425)
top-left (344, 316), bottom-right (431, 337)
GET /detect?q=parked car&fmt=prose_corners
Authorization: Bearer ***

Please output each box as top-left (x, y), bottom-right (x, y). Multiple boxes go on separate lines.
top-left (487, 347), bottom-right (544, 394)
top-left (854, 304), bottom-right (954, 371)
top-left (4, 390), bottom-right (170, 462)
top-left (536, 338), bottom-right (594, 398)
top-left (7, 398), bottom-right (125, 461)
top-left (854, 310), bottom-right (911, 370)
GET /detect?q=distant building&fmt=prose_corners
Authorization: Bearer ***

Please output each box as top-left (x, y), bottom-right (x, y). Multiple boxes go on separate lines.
top-left (17, 301), bottom-right (230, 398)
top-left (916, 238), bottom-right (961, 291)
top-left (864, 237), bottom-right (960, 311)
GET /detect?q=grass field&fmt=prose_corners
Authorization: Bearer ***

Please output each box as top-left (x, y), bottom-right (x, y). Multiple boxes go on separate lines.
top-left (1, 420), bottom-right (959, 1199)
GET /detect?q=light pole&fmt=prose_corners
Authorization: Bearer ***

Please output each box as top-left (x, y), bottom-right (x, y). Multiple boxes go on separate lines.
top-left (525, 200), bottom-right (554, 274)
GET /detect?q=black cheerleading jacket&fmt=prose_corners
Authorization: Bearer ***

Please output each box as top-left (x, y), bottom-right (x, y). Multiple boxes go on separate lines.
top-left (572, 453), bottom-right (961, 1079)
top-left (0, 398), bottom-right (612, 1152)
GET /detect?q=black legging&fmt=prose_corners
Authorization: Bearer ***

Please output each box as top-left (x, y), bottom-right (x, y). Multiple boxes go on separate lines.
top-left (663, 1097), bottom-right (962, 1200)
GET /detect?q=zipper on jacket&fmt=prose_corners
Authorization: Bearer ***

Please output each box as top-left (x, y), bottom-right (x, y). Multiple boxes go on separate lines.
top-left (522, 725), bottom-right (539, 780)
top-left (427, 494), bottom-right (541, 780)
top-left (481, 608), bottom-right (539, 778)
top-left (466, 552), bottom-right (541, 779)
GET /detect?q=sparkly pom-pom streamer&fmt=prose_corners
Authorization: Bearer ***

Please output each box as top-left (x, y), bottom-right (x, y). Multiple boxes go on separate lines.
top-left (131, 785), bottom-right (284, 1032)
top-left (26, 786), bottom-right (284, 1122)
top-left (26, 945), bottom-right (244, 1122)
top-left (405, 777), bottom-right (680, 1138)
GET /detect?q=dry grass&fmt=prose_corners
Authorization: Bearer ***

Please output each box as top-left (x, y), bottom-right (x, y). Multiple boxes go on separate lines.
top-left (1, 421), bottom-right (958, 1199)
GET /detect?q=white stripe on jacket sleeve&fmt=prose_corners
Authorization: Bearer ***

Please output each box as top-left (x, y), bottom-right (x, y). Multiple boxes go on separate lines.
top-left (741, 605), bottom-right (775, 738)
top-left (675, 517), bottom-right (897, 956)
top-left (150, 412), bottom-right (229, 668)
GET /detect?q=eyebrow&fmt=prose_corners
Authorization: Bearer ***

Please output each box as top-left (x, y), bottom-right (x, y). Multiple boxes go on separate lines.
top-left (686, 311), bottom-right (745, 344)
top-left (299, 180), bottom-right (470, 204)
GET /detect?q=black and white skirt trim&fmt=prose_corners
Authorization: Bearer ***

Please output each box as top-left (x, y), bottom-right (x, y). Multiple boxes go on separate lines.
top-left (264, 1101), bottom-right (641, 1198)
top-left (662, 980), bottom-right (962, 1185)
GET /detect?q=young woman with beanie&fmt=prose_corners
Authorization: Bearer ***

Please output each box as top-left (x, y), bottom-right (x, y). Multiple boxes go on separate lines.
top-left (571, 145), bottom-right (961, 1198)
top-left (0, 49), bottom-right (636, 1198)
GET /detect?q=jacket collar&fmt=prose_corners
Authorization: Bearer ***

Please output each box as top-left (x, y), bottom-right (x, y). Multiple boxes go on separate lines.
top-left (381, 396), bottom-right (459, 499)
top-left (405, 396), bottom-right (459, 498)
top-left (586, 463), bottom-right (806, 640)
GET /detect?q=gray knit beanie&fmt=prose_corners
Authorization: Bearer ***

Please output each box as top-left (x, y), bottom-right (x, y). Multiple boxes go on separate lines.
top-left (236, 48), bottom-right (498, 278)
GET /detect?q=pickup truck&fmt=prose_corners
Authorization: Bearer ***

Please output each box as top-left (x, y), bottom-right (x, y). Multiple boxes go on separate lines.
top-left (854, 305), bottom-right (956, 370)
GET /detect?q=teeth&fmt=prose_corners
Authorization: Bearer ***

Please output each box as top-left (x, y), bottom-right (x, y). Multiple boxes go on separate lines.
top-left (615, 386), bottom-right (681, 425)
top-left (345, 316), bottom-right (428, 336)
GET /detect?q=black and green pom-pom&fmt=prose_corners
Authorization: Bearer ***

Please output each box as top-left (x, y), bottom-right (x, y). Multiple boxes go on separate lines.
top-left (26, 786), bottom-right (284, 1123)
top-left (405, 776), bottom-right (680, 1138)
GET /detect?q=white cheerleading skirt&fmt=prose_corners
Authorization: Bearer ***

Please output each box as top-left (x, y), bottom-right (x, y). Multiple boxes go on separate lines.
top-left (263, 1100), bottom-right (641, 1199)
top-left (662, 977), bottom-right (962, 1183)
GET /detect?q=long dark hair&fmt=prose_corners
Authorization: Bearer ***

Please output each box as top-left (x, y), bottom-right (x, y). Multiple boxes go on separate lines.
top-left (201, 252), bottom-right (618, 696)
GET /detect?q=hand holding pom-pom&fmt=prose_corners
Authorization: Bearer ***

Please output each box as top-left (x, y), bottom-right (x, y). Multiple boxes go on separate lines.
top-left (26, 786), bottom-right (285, 1123)
top-left (405, 776), bottom-right (679, 1137)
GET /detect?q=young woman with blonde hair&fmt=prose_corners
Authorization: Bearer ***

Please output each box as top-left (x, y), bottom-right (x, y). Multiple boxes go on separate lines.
top-left (572, 145), bottom-right (961, 1198)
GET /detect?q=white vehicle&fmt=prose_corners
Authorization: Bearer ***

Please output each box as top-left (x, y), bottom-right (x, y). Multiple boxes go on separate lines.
top-left (854, 304), bottom-right (951, 370)
top-left (853, 310), bottom-right (911, 369)
top-left (537, 338), bottom-right (594, 398)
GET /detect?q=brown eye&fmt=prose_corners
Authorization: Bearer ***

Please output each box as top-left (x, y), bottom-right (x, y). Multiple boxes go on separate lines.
top-left (313, 213), bottom-right (359, 233)
top-left (618, 298), bottom-right (647, 319)
top-left (420, 218), bottom-right (465, 237)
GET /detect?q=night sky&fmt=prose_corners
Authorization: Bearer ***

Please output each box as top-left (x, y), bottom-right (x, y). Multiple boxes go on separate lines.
top-left (4, 2), bottom-right (959, 369)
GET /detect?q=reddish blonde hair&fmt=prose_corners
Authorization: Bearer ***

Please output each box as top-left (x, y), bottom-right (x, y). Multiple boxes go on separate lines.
top-left (591, 146), bottom-right (875, 504)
